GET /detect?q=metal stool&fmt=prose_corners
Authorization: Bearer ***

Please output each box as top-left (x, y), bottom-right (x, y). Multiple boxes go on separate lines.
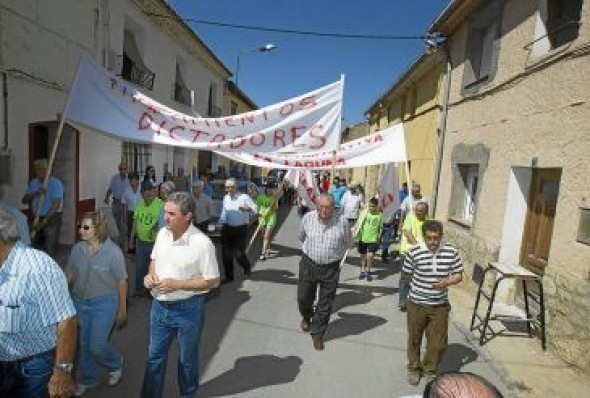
top-left (470, 261), bottom-right (546, 350)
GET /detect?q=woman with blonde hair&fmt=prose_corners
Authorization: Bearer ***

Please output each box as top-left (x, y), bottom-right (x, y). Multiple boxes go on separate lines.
top-left (66, 211), bottom-right (127, 396)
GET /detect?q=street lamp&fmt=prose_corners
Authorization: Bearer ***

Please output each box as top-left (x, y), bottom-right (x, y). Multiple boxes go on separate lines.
top-left (235, 43), bottom-right (278, 86)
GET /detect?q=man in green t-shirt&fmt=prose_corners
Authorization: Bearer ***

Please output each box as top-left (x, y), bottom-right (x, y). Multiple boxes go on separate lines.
top-left (398, 201), bottom-right (429, 310)
top-left (128, 181), bottom-right (163, 297)
top-left (357, 198), bottom-right (383, 282)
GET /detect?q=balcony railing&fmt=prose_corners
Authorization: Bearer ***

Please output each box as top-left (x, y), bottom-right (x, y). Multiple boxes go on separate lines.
top-left (120, 54), bottom-right (155, 90)
top-left (173, 83), bottom-right (192, 106)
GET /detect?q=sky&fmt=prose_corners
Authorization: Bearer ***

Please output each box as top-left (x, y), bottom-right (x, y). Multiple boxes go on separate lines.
top-left (170, 0), bottom-right (449, 127)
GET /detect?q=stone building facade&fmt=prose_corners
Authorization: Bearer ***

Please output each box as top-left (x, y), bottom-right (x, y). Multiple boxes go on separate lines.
top-left (429, 0), bottom-right (590, 374)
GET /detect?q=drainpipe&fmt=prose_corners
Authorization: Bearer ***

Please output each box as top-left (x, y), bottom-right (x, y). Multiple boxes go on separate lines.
top-left (2, 72), bottom-right (7, 151)
top-left (431, 41), bottom-right (452, 217)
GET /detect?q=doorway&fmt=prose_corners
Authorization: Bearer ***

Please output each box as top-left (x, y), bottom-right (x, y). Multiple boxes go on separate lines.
top-left (519, 168), bottom-right (562, 275)
top-left (28, 122), bottom-right (80, 245)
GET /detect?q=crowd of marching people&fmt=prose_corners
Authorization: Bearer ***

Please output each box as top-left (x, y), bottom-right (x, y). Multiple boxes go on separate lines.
top-left (0, 159), bottom-right (502, 397)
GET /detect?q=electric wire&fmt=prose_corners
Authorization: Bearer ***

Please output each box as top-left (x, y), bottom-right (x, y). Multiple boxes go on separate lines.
top-left (144, 12), bottom-right (430, 41)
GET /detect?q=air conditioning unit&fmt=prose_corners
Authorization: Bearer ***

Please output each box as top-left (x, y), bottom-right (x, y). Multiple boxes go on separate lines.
top-left (0, 152), bottom-right (13, 185)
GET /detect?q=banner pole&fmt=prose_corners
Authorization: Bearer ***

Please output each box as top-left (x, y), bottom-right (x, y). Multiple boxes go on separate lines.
top-left (30, 112), bottom-right (68, 239)
top-left (329, 150), bottom-right (337, 190)
top-left (30, 54), bottom-right (82, 240)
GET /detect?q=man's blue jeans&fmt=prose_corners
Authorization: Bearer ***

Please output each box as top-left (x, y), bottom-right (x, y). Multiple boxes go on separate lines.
top-left (140, 295), bottom-right (206, 398)
top-left (73, 293), bottom-right (123, 386)
top-left (0, 349), bottom-right (55, 398)
top-left (135, 240), bottom-right (154, 296)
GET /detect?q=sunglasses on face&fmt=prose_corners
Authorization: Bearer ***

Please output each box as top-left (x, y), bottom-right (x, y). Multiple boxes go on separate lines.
top-left (77, 224), bottom-right (93, 231)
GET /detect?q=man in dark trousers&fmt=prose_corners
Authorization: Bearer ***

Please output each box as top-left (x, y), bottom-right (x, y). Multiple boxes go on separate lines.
top-left (297, 194), bottom-right (351, 350)
top-left (219, 178), bottom-right (257, 283)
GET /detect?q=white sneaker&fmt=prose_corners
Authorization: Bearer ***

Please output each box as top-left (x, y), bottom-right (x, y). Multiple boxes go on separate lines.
top-left (108, 366), bottom-right (123, 386)
top-left (74, 384), bottom-right (95, 397)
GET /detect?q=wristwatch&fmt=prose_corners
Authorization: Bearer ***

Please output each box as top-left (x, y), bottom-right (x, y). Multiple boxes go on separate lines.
top-left (54, 362), bottom-right (74, 373)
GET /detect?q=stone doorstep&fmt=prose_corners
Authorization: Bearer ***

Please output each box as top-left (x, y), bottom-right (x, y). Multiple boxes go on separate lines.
top-left (449, 288), bottom-right (590, 398)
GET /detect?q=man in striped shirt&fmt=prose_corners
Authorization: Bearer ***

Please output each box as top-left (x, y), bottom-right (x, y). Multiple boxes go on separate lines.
top-left (298, 194), bottom-right (351, 350)
top-left (0, 207), bottom-right (78, 397)
top-left (402, 220), bottom-right (463, 386)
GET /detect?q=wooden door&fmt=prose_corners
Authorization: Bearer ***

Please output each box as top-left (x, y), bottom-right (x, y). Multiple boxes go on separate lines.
top-left (520, 168), bottom-right (561, 275)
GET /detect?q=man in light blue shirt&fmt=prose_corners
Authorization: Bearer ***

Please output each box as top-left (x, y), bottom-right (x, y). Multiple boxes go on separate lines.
top-left (0, 207), bottom-right (78, 397)
top-left (219, 178), bottom-right (257, 283)
top-left (330, 177), bottom-right (347, 210)
top-left (21, 158), bottom-right (64, 258)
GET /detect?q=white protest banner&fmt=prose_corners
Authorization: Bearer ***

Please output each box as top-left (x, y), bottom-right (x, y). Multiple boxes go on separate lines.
top-left (218, 123), bottom-right (406, 169)
top-left (284, 169), bottom-right (319, 210)
top-left (65, 54), bottom-right (344, 154)
top-left (378, 163), bottom-right (400, 222)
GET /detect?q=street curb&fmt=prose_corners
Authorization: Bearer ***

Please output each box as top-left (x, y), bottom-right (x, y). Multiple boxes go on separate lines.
top-left (450, 318), bottom-right (526, 398)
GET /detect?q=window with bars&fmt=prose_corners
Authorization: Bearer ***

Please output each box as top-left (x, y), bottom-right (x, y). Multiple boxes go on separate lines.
top-left (122, 142), bottom-right (152, 179)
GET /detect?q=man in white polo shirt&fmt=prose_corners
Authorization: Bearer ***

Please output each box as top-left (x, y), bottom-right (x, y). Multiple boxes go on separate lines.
top-left (140, 192), bottom-right (219, 398)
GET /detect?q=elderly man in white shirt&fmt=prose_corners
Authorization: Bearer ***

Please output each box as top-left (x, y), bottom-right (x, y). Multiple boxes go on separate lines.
top-left (140, 192), bottom-right (219, 398)
top-left (219, 178), bottom-right (258, 283)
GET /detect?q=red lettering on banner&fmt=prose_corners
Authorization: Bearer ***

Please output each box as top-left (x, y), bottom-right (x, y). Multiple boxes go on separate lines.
top-left (138, 112), bottom-right (153, 130)
top-left (225, 118), bottom-right (236, 127)
top-left (156, 120), bottom-right (167, 135)
top-left (250, 133), bottom-right (265, 146)
top-left (279, 103), bottom-right (294, 117)
top-left (241, 114), bottom-right (255, 125)
top-left (190, 129), bottom-right (210, 142)
top-left (380, 193), bottom-right (395, 210)
top-left (308, 125), bottom-right (326, 150)
top-left (209, 134), bottom-right (225, 149)
top-left (337, 158), bottom-right (346, 165)
top-left (304, 161), bottom-right (315, 168)
top-left (230, 136), bottom-right (246, 148)
top-left (374, 134), bottom-right (384, 142)
top-left (299, 95), bottom-right (317, 110)
top-left (290, 126), bottom-right (306, 148)
top-left (168, 126), bottom-right (184, 141)
top-left (262, 110), bottom-right (270, 121)
top-left (254, 153), bottom-right (273, 163)
top-left (273, 130), bottom-right (286, 147)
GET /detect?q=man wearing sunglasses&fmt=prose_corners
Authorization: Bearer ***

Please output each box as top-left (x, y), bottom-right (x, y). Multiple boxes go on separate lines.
top-left (219, 178), bottom-right (257, 283)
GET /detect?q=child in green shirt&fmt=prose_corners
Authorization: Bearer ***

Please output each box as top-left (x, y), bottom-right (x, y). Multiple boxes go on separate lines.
top-left (256, 185), bottom-right (278, 260)
top-left (357, 198), bottom-right (383, 282)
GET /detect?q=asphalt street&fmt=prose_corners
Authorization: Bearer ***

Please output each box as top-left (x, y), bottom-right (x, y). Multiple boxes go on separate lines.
top-left (79, 205), bottom-right (509, 398)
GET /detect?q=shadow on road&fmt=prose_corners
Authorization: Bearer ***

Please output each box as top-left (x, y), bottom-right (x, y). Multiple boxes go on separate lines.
top-left (332, 290), bottom-right (375, 312)
top-left (199, 354), bottom-right (303, 397)
top-left (437, 343), bottom-right (479, 373)
top-left (325, 312), bottom-right (388, 342)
